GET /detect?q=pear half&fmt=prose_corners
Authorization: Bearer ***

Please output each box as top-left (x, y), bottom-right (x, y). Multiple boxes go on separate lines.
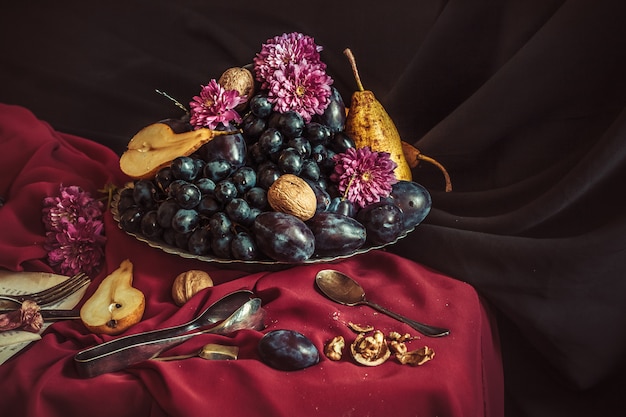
top-left (80, 259), bottom-right (145, 335)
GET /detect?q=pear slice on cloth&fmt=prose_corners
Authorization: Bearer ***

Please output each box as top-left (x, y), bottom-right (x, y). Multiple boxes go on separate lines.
top-left (120, 123), bottom-right (217, 179)
top-left (80, 259), bottom-right (145, 335)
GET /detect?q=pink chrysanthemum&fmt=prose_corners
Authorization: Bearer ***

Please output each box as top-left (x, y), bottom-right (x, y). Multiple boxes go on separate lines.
top-left (331, 147), bottom-right (398, 208)
top-left (253, 32), bottom-right (333, 122)
top-left (267, 63), bottom-right (332, 122)
top-left (189, 79), bottom-right (247, 130)
top-left (42, 185), bottom-right (106, 276)
top-left (253, 32), bottom-right (325, 89)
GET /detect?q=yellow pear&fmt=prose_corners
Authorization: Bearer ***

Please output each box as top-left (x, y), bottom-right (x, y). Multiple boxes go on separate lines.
top-left (343, 48), bottom-right (413, 181)
top-left (80, 259), bottom-right (145, 335)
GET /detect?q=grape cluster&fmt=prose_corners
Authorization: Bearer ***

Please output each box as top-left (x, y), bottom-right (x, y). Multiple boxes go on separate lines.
top-left (117, 89), bottom-right (431, 263)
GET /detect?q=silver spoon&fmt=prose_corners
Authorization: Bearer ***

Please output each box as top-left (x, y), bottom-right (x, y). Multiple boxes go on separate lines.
top-left (315, 269), bottom-right (450, 338)
top-left (75, 290), bottom-right (265, 377)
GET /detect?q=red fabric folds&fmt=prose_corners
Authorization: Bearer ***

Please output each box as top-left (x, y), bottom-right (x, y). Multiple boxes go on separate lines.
top-left (0, 105), bottom-right (503, 416)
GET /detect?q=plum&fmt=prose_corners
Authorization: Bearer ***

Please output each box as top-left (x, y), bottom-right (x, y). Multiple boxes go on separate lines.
top-left (258, 330), bottom-right (319, 371)
top-left (356, 202), bottom-right (404, 245)
top-left (253, 212), bottom-right (315, 262)
top-left (389, 180), bottom-right (432, 230)
top-left (307, 212), bottom-right (366, 256)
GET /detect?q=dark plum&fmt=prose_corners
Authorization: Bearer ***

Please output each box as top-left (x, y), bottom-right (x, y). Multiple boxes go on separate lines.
top-left (312, 86), bottom-right (346, 133)
top-left (158, 117), bottom-right (192, 134)
top-left (356, 202), bottom-right (404, 245)
top-left (389, 181), bottom-right (432, 230)
top-left (307, 212), bottom-right (366, 256)
top-left (258, 329), bottom-right (319, 371)
top-left (253, 212), bottom-right (315, 262)
top-left (199, 131), bottom-right (247, 169)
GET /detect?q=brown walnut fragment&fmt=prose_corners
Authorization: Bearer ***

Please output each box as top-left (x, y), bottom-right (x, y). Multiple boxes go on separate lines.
top-left (324, 335), bottom-right (346, 361)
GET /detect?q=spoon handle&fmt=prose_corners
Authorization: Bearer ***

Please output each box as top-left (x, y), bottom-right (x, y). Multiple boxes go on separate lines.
top-left (363, 301), bottom-right (450, 337)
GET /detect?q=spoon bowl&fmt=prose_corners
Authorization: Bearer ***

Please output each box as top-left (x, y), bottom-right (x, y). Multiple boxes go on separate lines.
top-left (315, 269), bottom-right (449, 338)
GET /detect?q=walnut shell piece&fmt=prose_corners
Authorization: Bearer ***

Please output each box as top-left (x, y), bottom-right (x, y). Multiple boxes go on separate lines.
top-left (171, 270), bottom-right (214, 306)
top-left (396, 346), bottom-right (435, 366)
top-left (324, 335), bottom-right (346, 361)
top-left (267, 174), bottom-right (318, 221)
top-left (350, 330), bottom-right (391, 366)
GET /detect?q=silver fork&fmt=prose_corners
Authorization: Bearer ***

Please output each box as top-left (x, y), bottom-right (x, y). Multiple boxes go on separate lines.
top-left (0, 272), bottom-right (90, 306)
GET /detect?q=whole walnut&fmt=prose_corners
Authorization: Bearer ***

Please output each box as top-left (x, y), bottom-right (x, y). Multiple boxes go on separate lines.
top-left (171, 270), bottom-right (214, 306)
top-left (267, 174), bottom-right (318, 221)
top-left (218, 67), bottom-right (255, 109)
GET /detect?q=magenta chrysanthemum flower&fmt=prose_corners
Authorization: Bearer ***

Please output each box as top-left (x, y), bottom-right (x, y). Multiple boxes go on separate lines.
top-left (253, 32), bottom-right (333, 122)
top-left (253, 32), bottom-right (325, 89)
top-left (189, 79), bottom-right (247, 130)
top-left (42, 185), bottom-right (106, 276)
top-left (331, 147), bottom-right (398, 208)
top-left (267, 64), bottom-right (332, 121)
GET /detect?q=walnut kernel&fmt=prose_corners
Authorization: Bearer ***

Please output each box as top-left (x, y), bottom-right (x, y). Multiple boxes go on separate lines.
top-left (397, 346), bottom-right (435, 366)
top-left (350, 330), bottom-right (391, 366)
top-left (324, 335), bottom-right (345, 361)
top-left (171, 270), bottom-right (214, 306)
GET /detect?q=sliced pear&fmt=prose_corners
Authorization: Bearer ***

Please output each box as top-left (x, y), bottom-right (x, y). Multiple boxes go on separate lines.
top-left (80, 259), bottom-right (145, 335)
top-left (119, 123), bottom-right (217, 179)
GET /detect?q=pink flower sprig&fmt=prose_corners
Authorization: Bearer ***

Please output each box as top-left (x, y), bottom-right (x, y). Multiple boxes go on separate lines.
top-left (331, 147), bottom-right (398, 208)
top-left (42, 185), bottom-right (106, 276)
top-left (189, 79), bottom-right (247, 130)
top-left (253, 32), bottom-right (333, 122)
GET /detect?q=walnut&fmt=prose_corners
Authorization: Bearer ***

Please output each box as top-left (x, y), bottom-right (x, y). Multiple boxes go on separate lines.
top-left (171, 270), bottom-right (214, 306)
top-left (218, 67), bottom-right (255, 108)
top-left (388, 331), bottom-right (412, 342)
top-left (396, 346), bottom-right (435, 366)
top-left (324, 335), bottom-right (345, 361)
top-left (350, 330), bottom-right (391, 366)
top-left (388, 340), bottom-right (408, 356)
top-left (348, 322), bottom-right (374, 333)
top-left (267, 174), bottom-right (317, 221)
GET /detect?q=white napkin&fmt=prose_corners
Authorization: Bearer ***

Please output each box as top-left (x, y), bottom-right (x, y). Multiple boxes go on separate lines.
top-left (0, 271), bottom-right (89, 364)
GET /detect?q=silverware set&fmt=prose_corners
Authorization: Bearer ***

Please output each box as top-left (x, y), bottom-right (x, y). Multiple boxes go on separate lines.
top-left (0, 272), bottom-right (90, 311)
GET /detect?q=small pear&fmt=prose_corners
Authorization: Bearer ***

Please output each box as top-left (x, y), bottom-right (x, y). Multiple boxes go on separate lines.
top-left (343, 48), bottom-right (413, 181)
top-left (80, 259), bottom-right (145, 335)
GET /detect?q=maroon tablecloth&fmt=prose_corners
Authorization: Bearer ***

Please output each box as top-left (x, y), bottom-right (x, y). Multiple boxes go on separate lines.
top-left (0, 104), bottom-right (503, 416)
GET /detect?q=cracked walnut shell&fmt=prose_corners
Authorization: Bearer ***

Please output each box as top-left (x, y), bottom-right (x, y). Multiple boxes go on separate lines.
top-left (350, 330), bottom-right (391, 366)
top-left (171, 270), bottom-right (214, 306)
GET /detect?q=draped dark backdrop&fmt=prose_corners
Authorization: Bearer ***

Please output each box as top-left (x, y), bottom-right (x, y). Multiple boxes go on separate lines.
top-left (2, 1), bottom-right (625, 415)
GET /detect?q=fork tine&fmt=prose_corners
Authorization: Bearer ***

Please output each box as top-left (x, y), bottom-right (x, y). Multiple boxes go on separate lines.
top-left (33, 272), bottom-right (90, 305)
top-left (28, 272), bottom-right (86, 299)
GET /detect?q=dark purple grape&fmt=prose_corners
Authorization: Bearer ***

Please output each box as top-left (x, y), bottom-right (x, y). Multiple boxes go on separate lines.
top-left (203, 159), bottom-right (234, 182)
top-left (171, 156), bottom-right (201, 181)
top-left (167, 179), bottom-right (188, 198)
top-left (211, 233), bottom-right (233, 258)
top-left (119, 207), bottom-right (143, 233)
top-left (231, 167), bottom-right (257, 194)
top-left (242, 112), bottom-right (267, 140)
top-left (356, 202), bottom-right (404, 245)
top-left (272, 111), bottom-right (304, 139)
top-left (257, 162), bottom-right (282, 189)
top-left (225, 198), bottom-right (252, 226)
top-left (197, 195), bottom-right (221, 217)
top-left (140, 210), bottom-right (163, 239)
top-left (258, 128), bottom-right (284, 154)
top-left (230, 232), bottom-right (259, 260)
top-left (162, 228), bottom-right (176, 246)
top-left (307, 212), bottom-right (366, 256)
top-left (133, 180), bottom-right (158, 209)
top-left (174, 231), bottom-right (192, 249)
top-left (250, 94), bottom-right (272, 118)
top-left (159, 117), bottom-right (192, 133)
top-left (287, 137), bottom-right (312, 158)
top-left (214, 179), bottom-right (238, 204)
top-left (154, 167), bottom-right (175, 193)
top-left (244, 187), bottom-right (269, 210)
top-left (299, 160), bottom-right (321, 182)
top-left (117, 192), bottom-right (136, 214)
top-left (329, 131), bottom-right (355, 153)
top-left (304, 122), bottom-right (332, 145)
top-left (247, 142), bottom-right (267, 166)
top-left (208, 212), bottom-right (232, 237)
top-left (174, 182), bottom-right (201, 209)
top-left (258, 330), bottom-right (319, 371)
top-left (327, 197), bottom-right (356, 217)
top-left (304, 179), bottom-right (331, 212)
top-left (278, 148), bottom-right (303, 175)
top-left (253, 212), bottom-right (315, 262)
top-left (171, 208), bottom-right (200, 234)
top-left (389, 181), bottom-right (432, 230)
top-left (187, 226), bottom-right (211, 255)
top-left (312, 87), bottom-right (346, 133)
top-left (194, 177), bottom-right (216, 195)
top-left (156, 198), bottom-right (179, 228)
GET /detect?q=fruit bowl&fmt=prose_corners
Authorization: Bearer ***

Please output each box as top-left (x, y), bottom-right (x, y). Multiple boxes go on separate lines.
top-left (111, 187), bottom-right (416, 272)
